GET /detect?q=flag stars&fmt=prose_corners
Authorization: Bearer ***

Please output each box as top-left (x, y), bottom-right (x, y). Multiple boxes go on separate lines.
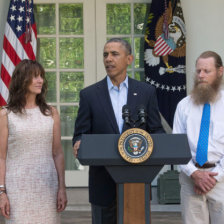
top-left (21, 0), bottom-right (26, 2)
top-left (19, 6), bottom-right (24, 13)
top-left (10, 15), bottom-right (15, 21)
top-left (145, 78), bottom-right (185, 93)
top-left (16, 25), bottom-right (22, 32)
top-left (17, 15), bottom-right (23, 22)
top-left (10, 5), bottom-right (17, 11)
top-left (150, 80), bottom-right (155, 85)
top-left (28, 8), bottom-right (32, 13)
top-left (26, 17), bottom-right (30, 23)
top-left (171, 86), bottom-right (176, 92)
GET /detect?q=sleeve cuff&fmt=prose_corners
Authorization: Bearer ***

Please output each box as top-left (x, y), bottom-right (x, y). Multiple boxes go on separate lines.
top-left (179, 159), bottom-right (198, 177)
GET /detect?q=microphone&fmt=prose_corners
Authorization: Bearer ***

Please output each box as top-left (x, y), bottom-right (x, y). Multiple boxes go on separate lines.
top-left (122, 105), bottom-right (131, 125)
top-left (138, 105), bottom-right (147, 125)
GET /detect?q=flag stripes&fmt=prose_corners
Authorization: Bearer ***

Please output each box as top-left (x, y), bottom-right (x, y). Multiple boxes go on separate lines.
top-left (154, 36), bottom-right (174, 56)
top-left (0, 0), bottom-right (37, 106)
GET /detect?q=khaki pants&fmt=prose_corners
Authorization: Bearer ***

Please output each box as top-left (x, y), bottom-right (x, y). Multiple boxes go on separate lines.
top-left (179, 171), bottom-right (224, 224)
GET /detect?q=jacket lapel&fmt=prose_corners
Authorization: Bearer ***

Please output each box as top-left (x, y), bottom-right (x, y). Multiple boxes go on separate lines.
top-left (96, 77), bottom-right (120, 133)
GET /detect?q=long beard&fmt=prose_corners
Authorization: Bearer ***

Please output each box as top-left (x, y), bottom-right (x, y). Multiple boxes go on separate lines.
top-left (191, 75), bottom-right (222, 105)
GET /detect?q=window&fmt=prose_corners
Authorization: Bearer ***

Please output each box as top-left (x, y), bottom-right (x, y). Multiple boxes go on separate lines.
top-left (34, 0), bottom-right (150, 186)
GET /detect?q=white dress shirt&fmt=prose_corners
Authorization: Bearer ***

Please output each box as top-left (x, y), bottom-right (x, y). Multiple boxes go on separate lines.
top-left (107, 75), bottom-right (128, 133)
top-left (173, 90), bottom-right (224, 182)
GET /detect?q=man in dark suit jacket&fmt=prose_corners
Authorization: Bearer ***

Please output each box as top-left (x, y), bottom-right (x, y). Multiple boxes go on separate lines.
top-left (73, 38), bottom-right (164, 224)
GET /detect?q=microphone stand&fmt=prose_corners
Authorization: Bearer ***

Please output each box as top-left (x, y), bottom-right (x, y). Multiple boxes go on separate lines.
top-left (122, 107), bottom-right (147, 131)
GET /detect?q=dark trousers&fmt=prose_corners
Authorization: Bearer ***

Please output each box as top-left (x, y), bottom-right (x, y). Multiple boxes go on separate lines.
top-left (91, 200), bottom-right (117, 224)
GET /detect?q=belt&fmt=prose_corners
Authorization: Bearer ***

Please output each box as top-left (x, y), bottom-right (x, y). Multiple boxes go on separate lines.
top-left (195, 163), bottom-right (216, 168)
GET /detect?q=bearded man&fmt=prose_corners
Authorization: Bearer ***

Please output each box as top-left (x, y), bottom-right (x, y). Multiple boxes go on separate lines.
top-left (173, 51), bottom-right (224, 224)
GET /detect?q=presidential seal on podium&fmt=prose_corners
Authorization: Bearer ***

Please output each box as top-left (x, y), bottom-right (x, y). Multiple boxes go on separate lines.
top-left (118, 128), bottom-right (153, 164)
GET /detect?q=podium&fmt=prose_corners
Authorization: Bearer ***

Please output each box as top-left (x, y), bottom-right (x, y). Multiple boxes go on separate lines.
top-left (78, 133), bottom-right (191, 224)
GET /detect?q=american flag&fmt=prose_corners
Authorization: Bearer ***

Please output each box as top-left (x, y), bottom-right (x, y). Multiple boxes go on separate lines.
top-left (0, 0), bottom-right (37, 106)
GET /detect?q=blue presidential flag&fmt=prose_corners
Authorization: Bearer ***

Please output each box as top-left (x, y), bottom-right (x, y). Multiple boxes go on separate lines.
top-left (144, 0), bottom-right (186, 128)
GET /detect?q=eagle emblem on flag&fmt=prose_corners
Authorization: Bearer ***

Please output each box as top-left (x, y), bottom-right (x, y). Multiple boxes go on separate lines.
top-left (145, 1), bottom-right (186, 74)
top-left (144, 0), bottom-right (186, 128)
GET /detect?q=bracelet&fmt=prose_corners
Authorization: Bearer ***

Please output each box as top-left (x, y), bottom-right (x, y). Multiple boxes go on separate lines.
top-left (0, 185), bottom-right (5, 188)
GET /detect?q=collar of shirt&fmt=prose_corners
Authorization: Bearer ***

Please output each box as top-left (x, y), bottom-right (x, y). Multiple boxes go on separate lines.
top-left (107, 75), bottom-right (129, 91)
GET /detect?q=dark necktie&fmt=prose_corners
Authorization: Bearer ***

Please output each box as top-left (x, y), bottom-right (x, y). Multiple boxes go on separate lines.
top-left (196, 103), bottom-right (210, 166)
